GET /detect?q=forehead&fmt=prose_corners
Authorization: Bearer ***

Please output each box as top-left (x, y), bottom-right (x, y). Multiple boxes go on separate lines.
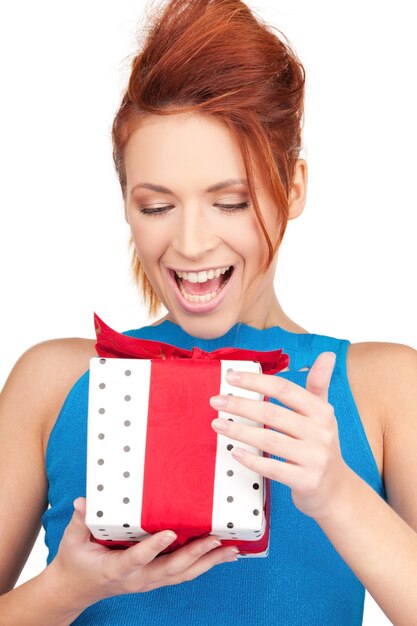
top-left (123, 112), bottom-right (247, 186)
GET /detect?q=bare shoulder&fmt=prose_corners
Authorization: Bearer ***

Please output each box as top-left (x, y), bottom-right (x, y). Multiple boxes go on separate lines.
top-left (346, 340), bottom-right (417, 431)
top-left (2, 337), bottom-right (97, 458)
top-left (0, 337), bottom-right (97, 591)
top-left (346, 340), bottom-right (417, 527)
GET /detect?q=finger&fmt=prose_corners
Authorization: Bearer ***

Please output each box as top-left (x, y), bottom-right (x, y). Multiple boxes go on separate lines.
top-left (150, 545), bottom-right (239, 590)
top-left (223, 370), bottom-right (326, 416)
top-left (121, 529), bottom-right (179, 570)
top-left (67, 497), bottom-right (93, 543)
top-left (305, 352), bottom-right (336, 403)
top-left (210, 393), bottom-right (308, 437)
top-left (146, 537), bottom-right (238, 587)
top-left (212, 417), bottom-right (309, 463)
top-left (230, 447), bottom-right (304, 490)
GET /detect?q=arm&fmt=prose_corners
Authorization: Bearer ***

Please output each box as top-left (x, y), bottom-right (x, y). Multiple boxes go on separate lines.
top-left (314, 343), bottom-right (417, 626)
top-left (0, 568), bottom-right (90, 626)
top-left (0, 340), bottom-right (98, 625)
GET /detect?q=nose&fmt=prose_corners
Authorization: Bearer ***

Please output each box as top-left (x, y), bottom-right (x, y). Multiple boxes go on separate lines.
top-left (171, 204), bottom-right (218, 260)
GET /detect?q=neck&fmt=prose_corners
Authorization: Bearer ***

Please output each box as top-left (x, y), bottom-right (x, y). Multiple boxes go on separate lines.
top-left (152, 297), bottom-right (308, 334)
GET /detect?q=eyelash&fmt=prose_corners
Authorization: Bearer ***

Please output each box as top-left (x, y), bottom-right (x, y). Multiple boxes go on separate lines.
top-left (138, 202), bottom-right (251, 217)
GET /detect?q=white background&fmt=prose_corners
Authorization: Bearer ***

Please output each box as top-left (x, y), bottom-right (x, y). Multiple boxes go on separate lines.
top-left (1, 1), bottom-right (415, 623)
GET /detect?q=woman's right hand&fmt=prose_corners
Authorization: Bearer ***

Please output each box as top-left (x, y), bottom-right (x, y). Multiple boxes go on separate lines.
top-left (49, 497), bottom-right (239, 605)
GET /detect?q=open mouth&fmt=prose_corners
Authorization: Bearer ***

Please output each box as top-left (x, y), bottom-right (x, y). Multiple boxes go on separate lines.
top-left (173, 266), bottom-right (234, 300)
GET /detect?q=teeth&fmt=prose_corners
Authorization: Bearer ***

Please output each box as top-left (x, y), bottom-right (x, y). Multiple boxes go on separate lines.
top-left (174, 265), bottom-right (230, 283)
top-left (179, 281), bottom-right (221, 302)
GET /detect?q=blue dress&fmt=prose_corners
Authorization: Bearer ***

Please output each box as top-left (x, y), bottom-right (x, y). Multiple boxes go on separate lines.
top-left (42, 320), bottom-right (387, 625)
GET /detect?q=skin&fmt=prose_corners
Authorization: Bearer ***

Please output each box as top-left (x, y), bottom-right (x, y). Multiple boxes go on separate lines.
top-left (121, 113), bottom-right (417, 624)
top-left (122, 111), bottom-right (348, 521)
top-left (123, 111), bottom-right (308, 339)
top-left (1, 110), bottom-right (416, 624)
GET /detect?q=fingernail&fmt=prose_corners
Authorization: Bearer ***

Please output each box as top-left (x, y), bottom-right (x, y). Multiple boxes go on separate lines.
top-left (212, 418), bottom-right (229, 432)
top-left (161, 532), bottom-right (177, 546)
top-left (210, 395), bottom-right (227, 408)
top-left (225, 547), bottom-right (240, 560)
top-left (226, 371), bottom-right (241, 383)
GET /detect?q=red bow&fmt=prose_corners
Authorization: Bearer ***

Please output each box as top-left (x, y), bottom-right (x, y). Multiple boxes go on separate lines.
top-left (94, 313), bottom-right (290, 375)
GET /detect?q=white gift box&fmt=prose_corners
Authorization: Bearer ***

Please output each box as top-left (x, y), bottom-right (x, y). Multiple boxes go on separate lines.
top-left (85, 357), bottom-right (270, 558)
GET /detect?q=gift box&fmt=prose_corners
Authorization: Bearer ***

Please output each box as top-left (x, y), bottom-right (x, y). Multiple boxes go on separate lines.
top-left (86, 356), bottom-right (270, 558)
top-left (84, 314), bottom-right (290, 558)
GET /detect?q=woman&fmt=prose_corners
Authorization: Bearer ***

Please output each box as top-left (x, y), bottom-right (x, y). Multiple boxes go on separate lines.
top-left (0, 0), bottom-right (416, 624)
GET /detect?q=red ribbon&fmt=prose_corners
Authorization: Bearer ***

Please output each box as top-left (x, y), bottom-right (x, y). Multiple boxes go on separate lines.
top-left (93, 313), bottom-right (288, 554)
top-left (94, 313), bottom-right (290, 375)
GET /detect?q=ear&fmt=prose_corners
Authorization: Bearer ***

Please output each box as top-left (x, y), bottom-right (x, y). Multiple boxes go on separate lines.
top-left (288, 159), bottom-right (308, 220)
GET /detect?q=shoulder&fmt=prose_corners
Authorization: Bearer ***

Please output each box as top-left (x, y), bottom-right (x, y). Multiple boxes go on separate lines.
top-left (2, 337), bottom-right (97, 455)
top-left (0, 337), bottom-right (97, 591)
top-left (3, 337), bottom-right (97, 395)
top-left (346, 340), bottom-right (417, 432)
top-left (346, 340), bottom-right (417, 526)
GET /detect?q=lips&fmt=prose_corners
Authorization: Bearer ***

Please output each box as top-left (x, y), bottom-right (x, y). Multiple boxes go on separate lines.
top-left (167, 266), bottom-right (235, 314)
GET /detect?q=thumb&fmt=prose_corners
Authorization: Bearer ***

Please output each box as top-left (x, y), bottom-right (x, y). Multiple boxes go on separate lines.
top-left (70, 497), bottom-right (92, 541)
top-left (305, 352), bottom-right (336, 402)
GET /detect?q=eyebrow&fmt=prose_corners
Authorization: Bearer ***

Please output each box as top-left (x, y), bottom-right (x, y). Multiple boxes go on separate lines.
top-left (130, 178), bottom-right (248, 198)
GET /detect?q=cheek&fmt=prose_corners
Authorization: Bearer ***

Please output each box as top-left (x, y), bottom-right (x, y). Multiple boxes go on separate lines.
top-left (130, 222), bottom-right (167, 266)
top-left (232, 216), bottom-right (266, 262)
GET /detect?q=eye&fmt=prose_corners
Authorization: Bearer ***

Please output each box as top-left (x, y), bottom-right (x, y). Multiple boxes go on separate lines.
top-left (138, 205), bottom-right (174, 217)
top-left (137, 200), bottom-right (251, 217)
top-left (214, 201), bottom-right (251, 214)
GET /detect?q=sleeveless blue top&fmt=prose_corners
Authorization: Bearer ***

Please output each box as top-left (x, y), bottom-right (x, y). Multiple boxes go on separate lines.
top-left (42, 321), bottom-right (387, 625)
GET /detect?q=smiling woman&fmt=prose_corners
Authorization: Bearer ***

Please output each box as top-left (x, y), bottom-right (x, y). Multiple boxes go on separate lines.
top-left (0, 1), bottom-right (416, 626)
top-left (111, 0), bottom-right (306, 328)
top-left (122, 112), bottom-right (306, 337)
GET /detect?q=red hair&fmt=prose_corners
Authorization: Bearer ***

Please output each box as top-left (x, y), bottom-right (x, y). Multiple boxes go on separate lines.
top-left (112, 0), bottom-right (305, 317)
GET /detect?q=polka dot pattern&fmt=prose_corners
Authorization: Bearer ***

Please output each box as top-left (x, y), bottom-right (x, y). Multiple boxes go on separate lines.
top-left (85, 356), bottom-right (268, 555)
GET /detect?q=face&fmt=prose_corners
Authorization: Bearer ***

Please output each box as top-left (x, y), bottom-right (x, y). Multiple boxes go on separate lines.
top-left (123, 112), bottom-right (285, 339)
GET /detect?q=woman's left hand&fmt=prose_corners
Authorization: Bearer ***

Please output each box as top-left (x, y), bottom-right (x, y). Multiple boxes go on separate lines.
top-left (209, 351), bottom-right (350, 521)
